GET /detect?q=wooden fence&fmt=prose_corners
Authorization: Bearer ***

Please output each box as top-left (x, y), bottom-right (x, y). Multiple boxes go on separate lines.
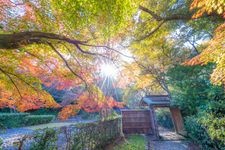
top-left (122, 110), bottom-right (152, 134)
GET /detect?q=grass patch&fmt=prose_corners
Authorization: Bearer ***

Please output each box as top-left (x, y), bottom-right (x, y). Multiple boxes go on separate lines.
top-left (113, 134), bottom-right (146, 150)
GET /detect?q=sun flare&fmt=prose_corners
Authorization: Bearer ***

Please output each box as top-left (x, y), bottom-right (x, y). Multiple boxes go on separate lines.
top-left (100, 63), bottom-right (118, 79)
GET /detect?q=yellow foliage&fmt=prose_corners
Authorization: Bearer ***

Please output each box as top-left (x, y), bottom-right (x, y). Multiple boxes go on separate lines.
top-left (191, 0), bottom-right (225, 18)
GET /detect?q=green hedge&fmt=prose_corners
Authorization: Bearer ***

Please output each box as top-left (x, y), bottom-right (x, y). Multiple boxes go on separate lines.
top-left (185, 116), bottom-right (225, 150)
top-left (0, 113), bottom-right (29, 128)
top-left (72, 117), bottom-right (121, 149)
top-left (24, 115), bottom-right (55, 126)
top-left (0, 113), bottom-right (54, 128)
top-left (2, 117), bottom-right (122, 150)
top-left (28, 108), bottom-right (59, 116)
top-left (0, 138), bottom-right (2, 150)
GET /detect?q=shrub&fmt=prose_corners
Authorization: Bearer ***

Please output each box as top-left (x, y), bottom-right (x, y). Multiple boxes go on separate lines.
top-left (0, 113), bottom-right (55, 128)
top-left (30, 128), bottom-right (58, 150)
top-left (28, 108), bottom-right (59, 116)
top-left (167, 64), bottom-right (225, 116)
top-left (185, 116), bottom-right (225, 150)
top-left (0, 138), bottom-right (3, 150)
top-left (104, 110), bottom-right (120, 121)
top-left (168, 65), bottom-right (225, 149)
top-left (0, 123), bottom-right (6, 130)
top-left (200, 114), bottom-right (225, 144)
top-left (78, 110), bottom-right (99, 120)
top-left (0, 113), bottom-right (29, 128)
top-left (24, 115), bottom-right (55, 126)
top-left (72, 117), bottom-right (122, 149)
top-left (6, 117), bottom-right (122, 150)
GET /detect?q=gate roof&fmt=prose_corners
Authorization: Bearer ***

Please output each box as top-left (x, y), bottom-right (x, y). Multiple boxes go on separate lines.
top-left (141, 95), bottom-right (170, 106)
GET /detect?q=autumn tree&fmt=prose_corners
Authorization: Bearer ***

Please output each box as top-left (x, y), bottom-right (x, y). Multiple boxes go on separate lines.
top-left (1, 0), bottom-right (225, 120)
top-left (0, 0), bottom-right (139, 118)
top-left (185, 0), bottom-right (225, 87)
top-left (119, 0), bottom-right (191, 96)
top-left (119, 0), bottom-right (223, 98)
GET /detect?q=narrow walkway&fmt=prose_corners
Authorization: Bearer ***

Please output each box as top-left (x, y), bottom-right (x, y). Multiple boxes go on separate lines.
top-left (158, 127), bottom-right (186, 141)
top-left (148, 127), bottom-right (200, 150)
top-left (149, 140), bottom-right (190, 150)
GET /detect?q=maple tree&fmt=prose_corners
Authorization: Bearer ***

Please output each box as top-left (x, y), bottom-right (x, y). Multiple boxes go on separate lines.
top-left (0, 0), bottom-right (224, 120)
top-left (117, 0), bottom-right (224, 97)
top-left (0, 0), bottom-right (138, 118)
top-left (190, 0), bottom-right (225, 19)
top-left (0, 2), bottom-right (225, 148)
top-left (58, 88), bottom-right (124, 120)
top-left (185, 0), bottom-right (225, 86)
top-left (118, 0), bottom-right (195, 96)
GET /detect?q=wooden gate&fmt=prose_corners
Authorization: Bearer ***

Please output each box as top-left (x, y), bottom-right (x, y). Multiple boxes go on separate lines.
top-left (122, 109), bottom-right (152, 134)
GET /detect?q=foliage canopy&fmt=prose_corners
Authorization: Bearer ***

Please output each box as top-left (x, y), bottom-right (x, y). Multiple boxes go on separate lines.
top-left (0, 0), bottom-right (225, 122)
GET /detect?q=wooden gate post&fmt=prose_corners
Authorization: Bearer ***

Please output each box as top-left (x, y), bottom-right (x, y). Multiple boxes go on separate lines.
top-left (149, 106), bottom-right (159, 138)
top-left (170, 107), bottom-right (185, 135)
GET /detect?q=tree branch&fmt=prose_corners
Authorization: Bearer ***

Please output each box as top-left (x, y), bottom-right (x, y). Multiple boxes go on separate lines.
top-left (81, 44), bottom-right (134, 59)
top-left (139, 5), bottom-right (163, 21)
top-left (62, 44), bottom-right (82, 67)
top-left (0, 67), bottom-right (22, 99)
top-left (0, 31), bottom-right (85, 49)
top-left (47, 42), bottom-right (88, 89)
top-left (139, 5), bottom-right (223, 21)
top-left (0, 31), bottom-right (131, 59)
top-left (139, 5), bottom-right (194, 21)
top-left (22, 50), bottom-right (55, 73)
top-left (138, 5), bottom-right (223, 40)
top-left (136, 21), bottom-right (165, 41)
top-left (4, 71), bottom-right (39, 93)
top-left (74, 44), bottom-right (109, 59)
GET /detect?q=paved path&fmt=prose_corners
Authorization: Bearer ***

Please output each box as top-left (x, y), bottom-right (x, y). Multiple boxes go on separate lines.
top-left (148, 127), bottom-right (200, 150)
top-left (149, 140), bottom-right (190, 150)
top-left (0, 128), bottom-right (33, 139)
top-left (158, 127), bottom-right (186, 141)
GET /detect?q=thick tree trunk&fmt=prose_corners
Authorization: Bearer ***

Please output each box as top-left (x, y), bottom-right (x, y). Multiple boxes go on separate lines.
top-left (0, 31), bottom-right (84, 49)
